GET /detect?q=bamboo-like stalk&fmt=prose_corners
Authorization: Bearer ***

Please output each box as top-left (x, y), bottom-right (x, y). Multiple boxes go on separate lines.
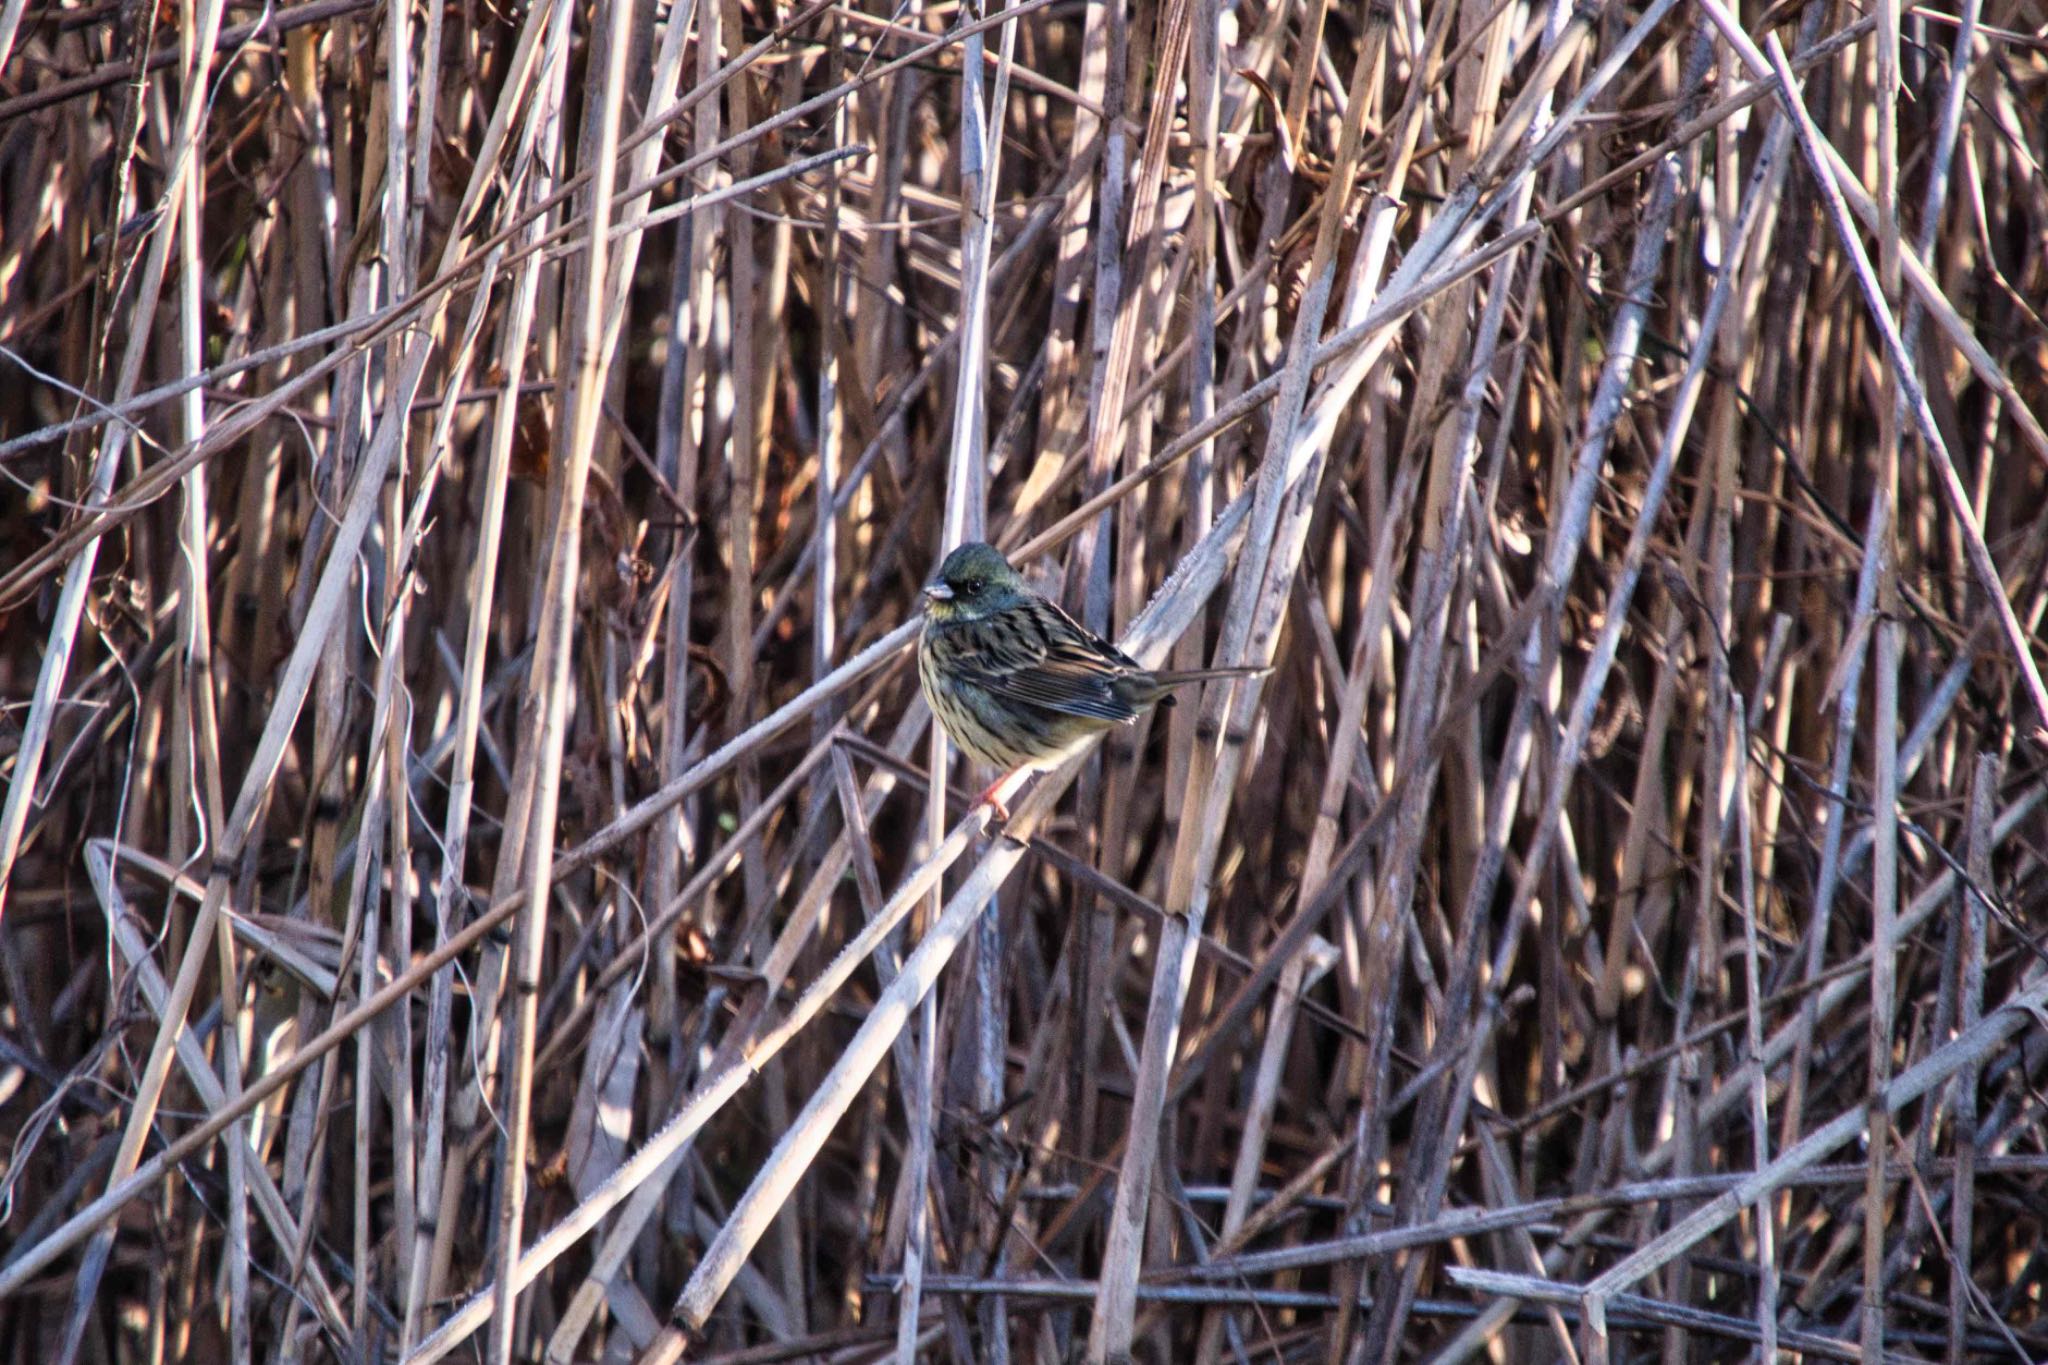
top-left (671, 497), bottom-right (1253, 1337)
top-left (485, 3), bottom-right (633, 1349)
top-left (1948, 753), bottom-right (1996, 1365)
top-left (1582, 967), bottom-right (2048, 1302)
top-left (7, 1), bottom-right (2048, 1358)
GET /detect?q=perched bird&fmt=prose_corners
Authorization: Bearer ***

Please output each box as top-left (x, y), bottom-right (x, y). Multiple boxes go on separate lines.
top-left (917, 541), bottom-right (1263, 820)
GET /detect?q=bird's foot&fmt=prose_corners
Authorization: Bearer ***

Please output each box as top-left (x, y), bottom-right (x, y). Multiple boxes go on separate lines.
top-left (973, 771), bottom-right (1021, 824)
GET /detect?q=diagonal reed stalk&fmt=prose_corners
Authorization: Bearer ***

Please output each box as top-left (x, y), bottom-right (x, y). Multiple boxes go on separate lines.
top-left (3, 0), bottom-right (2046, 1361)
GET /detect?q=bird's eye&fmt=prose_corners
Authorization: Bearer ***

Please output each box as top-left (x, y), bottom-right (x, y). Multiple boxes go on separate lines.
top-left (959, 578), bottom-right (981, 595)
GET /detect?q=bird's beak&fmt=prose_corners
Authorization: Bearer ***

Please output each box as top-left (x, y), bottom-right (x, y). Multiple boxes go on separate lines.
top-left (923, 582), bottom-right (954, 602)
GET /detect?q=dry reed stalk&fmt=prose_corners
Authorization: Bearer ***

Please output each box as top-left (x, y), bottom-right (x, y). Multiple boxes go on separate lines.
top-left (3, 0), bottom-right (2046, 1360)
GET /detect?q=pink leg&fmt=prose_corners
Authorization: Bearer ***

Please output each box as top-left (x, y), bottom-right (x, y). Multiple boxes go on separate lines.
top-left (972, 769), bottom-right (1028, 823)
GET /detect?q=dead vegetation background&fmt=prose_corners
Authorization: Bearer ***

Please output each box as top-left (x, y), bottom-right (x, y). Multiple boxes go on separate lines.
top-left (1, 0), bottom-right (2046, 1358)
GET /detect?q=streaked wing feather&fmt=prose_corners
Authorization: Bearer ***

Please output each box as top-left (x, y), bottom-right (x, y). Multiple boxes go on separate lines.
top-left (933, 603), bottom-right (1144, 723)
top-left (966, 660), bottom-right (1138, 722)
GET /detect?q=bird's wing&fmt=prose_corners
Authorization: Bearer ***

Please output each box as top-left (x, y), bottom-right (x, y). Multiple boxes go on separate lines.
top-left (935, 601), bottom-right (1144, 723)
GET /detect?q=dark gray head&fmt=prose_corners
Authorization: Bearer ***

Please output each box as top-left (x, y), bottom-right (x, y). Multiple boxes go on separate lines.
top-left (923, 542), bottom-right (1027, 622)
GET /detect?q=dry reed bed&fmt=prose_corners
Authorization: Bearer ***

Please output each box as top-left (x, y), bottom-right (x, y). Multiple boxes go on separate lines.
top-left (0, 0), bottom-right (2045, 1359)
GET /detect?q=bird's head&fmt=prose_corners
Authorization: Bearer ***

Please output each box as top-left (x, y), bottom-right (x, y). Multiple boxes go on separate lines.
top-left (922, 541), bottom-right (1025, 622)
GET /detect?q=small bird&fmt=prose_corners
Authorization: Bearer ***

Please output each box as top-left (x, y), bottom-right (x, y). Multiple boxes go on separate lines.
top-left (917, 542), bottom-right (1263, 820)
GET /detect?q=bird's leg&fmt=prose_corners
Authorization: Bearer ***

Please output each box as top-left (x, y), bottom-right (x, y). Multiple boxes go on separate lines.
top-left (973, 769), bottom-right (1028, 823)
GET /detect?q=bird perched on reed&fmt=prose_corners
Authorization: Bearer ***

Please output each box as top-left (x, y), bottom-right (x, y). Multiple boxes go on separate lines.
top-left (917, 541), bottom-right (1264, 820)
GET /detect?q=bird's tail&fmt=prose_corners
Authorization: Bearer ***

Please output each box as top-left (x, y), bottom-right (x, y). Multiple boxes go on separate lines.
top-left (1141, 665), bottom-right (1268, 708)
top-left (1150, 665), bottom-right (1270, 687)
